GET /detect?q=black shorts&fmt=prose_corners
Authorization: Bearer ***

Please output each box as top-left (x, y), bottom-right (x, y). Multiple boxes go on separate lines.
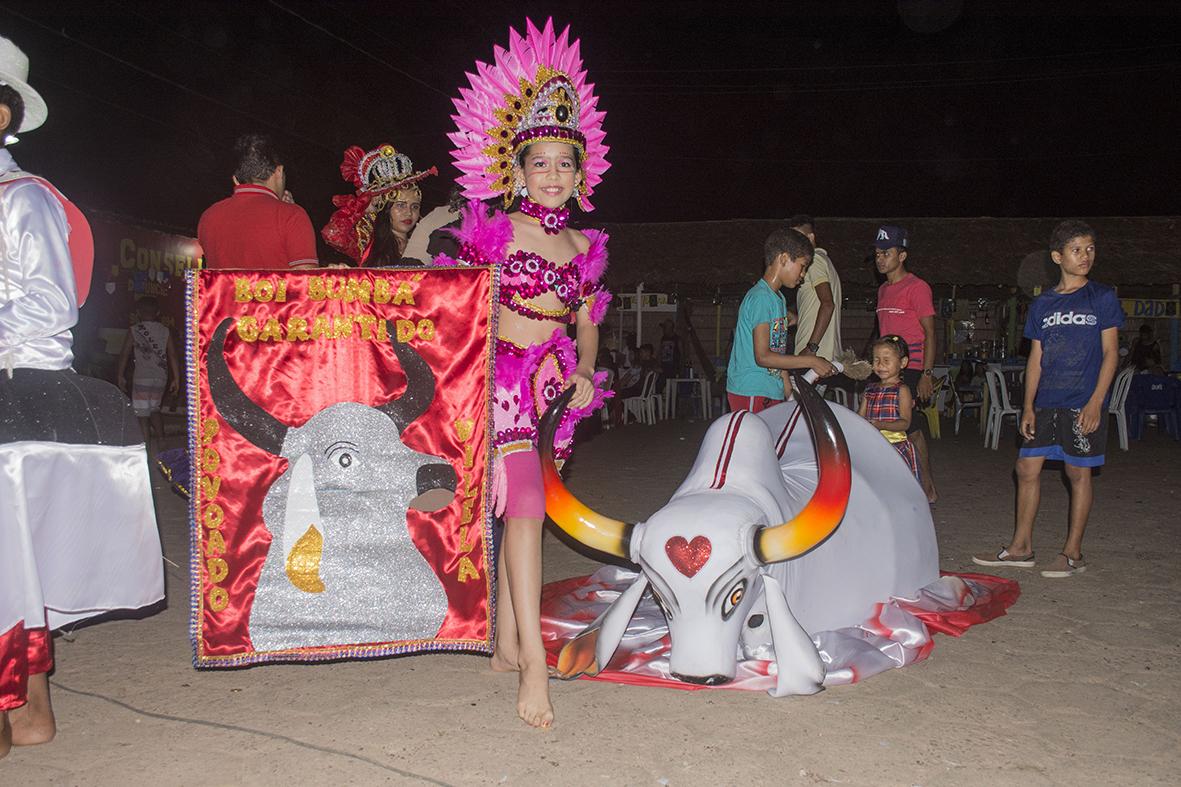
top-left (1018, 407), bottom-right (1108, 467)
top-left (899, 368), bottom-right (928, 436)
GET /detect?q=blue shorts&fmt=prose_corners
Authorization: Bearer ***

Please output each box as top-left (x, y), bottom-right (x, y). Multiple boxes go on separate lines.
top-left (1018, 407), bottom-right (1107, 467)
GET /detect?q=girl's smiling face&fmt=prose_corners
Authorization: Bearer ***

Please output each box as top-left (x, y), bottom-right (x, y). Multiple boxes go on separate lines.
top-left (518, 142), bottom-right (580, 208)
top-left (872, 343), bottom-right (908, 383)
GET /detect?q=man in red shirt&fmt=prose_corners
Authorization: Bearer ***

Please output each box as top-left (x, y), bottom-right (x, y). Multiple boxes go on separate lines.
top-left (874, 226), bottom-right (938, 502)
top-left (198, 134), bottom-right (318, 270)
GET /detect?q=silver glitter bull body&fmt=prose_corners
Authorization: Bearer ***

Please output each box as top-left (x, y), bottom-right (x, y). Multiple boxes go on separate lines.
top-left (207, 319), bottom-right (456, 651)
top-left (542, 375), bottom-right (937, 696)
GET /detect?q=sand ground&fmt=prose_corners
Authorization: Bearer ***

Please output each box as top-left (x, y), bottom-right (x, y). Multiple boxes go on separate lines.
top-left (2, 412), bottom-right (1179, 786)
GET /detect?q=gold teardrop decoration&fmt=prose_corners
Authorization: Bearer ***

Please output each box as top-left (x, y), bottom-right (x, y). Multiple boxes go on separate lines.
top-left (286, 525), bottom-right (325, 593)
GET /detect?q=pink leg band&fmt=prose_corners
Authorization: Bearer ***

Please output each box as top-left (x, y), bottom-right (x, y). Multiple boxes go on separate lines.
top-left (502, 450), bottom-right (545, 520)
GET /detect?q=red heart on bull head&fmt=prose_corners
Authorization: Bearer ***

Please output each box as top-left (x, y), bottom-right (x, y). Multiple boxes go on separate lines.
top-left (665, 535), bottom-right (711, 578)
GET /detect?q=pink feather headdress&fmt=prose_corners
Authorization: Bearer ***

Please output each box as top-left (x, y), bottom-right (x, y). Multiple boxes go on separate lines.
top-left (448, 18), bottom-right (609, 211)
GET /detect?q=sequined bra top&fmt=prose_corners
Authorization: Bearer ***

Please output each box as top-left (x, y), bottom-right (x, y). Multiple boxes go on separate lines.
top-left (458, 243), bottom-right (610, 324)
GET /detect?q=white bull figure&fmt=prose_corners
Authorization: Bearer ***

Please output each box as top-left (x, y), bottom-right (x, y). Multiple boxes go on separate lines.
top-left (540, 375), bottom-right (937, 696)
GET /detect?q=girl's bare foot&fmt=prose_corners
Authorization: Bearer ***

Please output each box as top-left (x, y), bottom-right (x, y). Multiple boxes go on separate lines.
top-left (516, 663), bottom-right (553, 728)
top-left (1, 712), bottom-right (11, 759)
top-left (9, 672), bottom-right (55, 746)
top-left (490, 648), bottom-right (519, 673)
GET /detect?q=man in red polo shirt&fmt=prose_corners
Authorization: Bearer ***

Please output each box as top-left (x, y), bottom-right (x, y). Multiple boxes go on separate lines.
top-left (198, 134), bottom-right (318, 270)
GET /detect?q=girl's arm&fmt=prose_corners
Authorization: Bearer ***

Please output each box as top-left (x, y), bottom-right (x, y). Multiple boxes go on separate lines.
top-left (565, 306), bottom-right (598, 409)
top-left (857, 392), bottom-right (868, 418)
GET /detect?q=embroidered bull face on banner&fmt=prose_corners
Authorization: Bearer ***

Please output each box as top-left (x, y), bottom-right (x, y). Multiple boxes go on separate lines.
top-left (206, 317), bottom-right (457, 652)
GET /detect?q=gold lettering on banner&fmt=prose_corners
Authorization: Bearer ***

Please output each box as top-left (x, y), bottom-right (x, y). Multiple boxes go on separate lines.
top-left (236, 316), bottom-right (259, 342)
top-left (355, 314), bottom-right (376, 340)
top-left (234, 278), bottom-right (289, 303)
top-left (258, 318), bottom-right (283, 342)
top-left (392, 281), bottom-right (415, 306)
top-left (286, 317), bottom-right (311, 341)
top-left (209, 586), bottom-right (229, 612)
top-left (206, 557), bottom-right (229, 584)
top-left (457, 557), bottom-right (480, 583)
top-left (374, 279), bottom-right (392, 304)
top-left (200, 416), bottom-right (231, 614)
top-left (452, 418), bottom-right (482, 581)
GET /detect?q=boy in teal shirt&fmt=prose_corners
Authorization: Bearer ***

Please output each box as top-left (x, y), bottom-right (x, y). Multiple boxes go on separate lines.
top-left (726, 228), bottom-right (835, 412)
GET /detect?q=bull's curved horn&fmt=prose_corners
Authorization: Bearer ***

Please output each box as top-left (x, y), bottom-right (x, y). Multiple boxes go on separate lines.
top-left (539, 387), bottom-right (635, 560)
top-left (208, 318), bottom-right (288, 454)
top-left (753, 373), bottom-right (851, 564)
top-left (377, 321), bottom-right (435, 433)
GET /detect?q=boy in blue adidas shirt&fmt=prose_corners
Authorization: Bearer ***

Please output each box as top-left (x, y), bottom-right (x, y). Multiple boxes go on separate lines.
top-left (975, 220), bottom-right (1123, 578)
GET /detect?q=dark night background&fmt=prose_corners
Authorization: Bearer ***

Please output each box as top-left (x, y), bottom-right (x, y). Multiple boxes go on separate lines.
top-left (1, 0), bottom-right (1177, 239)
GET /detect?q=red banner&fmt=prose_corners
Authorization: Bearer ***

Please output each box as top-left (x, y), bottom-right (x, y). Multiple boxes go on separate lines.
top-left (188, 268), bottom-right (496, 666)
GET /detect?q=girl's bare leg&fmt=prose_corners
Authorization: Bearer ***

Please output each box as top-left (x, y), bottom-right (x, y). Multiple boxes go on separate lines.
top-left (490, 545), bottom-right (519, 672)
top-left (500, 515), bottom-right (553, 728)
top-left (1, 712), bottom-right (11, 759)
top-left (9, 672), bottom-right (55, 746)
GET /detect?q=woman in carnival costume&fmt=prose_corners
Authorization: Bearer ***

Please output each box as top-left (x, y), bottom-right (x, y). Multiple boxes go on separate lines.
top-left (438, 18), bottom-right (612, 727)
top-left (322, 143), bottom-right (437, 266)
top-left (0, 36), bottom-right (163, 757)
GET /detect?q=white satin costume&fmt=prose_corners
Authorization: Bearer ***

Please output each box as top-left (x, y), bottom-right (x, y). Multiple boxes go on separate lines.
top-left (0, 149), bottom-right (163, 710)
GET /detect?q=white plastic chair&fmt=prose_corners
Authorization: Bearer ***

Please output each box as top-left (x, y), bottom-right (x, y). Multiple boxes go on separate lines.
top-left (953, 384), bottom-right (984, 436)
top-left (984, 369), bottom-right (1020, 449)
top-left (830, 387), bottom-right (849, 408)
top-left (623, 371), bottom-right (661, 425)
top-left (1107, 367), bottom-right (1134, 451)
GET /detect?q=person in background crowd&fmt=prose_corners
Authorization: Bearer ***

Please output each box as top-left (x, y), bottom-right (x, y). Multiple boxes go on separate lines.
top-left (658, 319), bottom-right (682, 379)
top-left (198, 133), bottom-right (318, 270)
top-left (0, 35), bottom-right (164, 758)
top-left (726, 228), bottom-right (835, 414)
top-left (321, 142), bottom-right (437, 267)
top-left (789, 214), bottom-right (843, 362)
top-left (405, 186), bottom-right (466, 263)
top-left (116, 297), bottom-right (179, 446)
top-left (1126, 323), bottom-right (1163, 373)
top-left (975, 220), bottom-right (1123, 578)
top-left (874, 225), bottom-right (938, 502)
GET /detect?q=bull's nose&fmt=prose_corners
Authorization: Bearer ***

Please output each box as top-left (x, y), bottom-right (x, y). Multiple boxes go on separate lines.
top-left (671, 672), bottom-right (731, 686)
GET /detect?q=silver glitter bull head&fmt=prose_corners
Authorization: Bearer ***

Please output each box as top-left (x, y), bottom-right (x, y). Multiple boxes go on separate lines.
top-left (207, 318), bottom-right (456, 651)
top-left (542, 377), bottom-right (853, 696)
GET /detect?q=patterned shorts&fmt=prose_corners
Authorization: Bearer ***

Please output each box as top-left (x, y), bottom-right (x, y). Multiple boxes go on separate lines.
top-left (1018, 406), bottom-right (1108, 467)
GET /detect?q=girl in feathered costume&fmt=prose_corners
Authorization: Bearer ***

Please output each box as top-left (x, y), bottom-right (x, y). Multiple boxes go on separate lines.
top-left (436, 18), bottom-right (611, 727)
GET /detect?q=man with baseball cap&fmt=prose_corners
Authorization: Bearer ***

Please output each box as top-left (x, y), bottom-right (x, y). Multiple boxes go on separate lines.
top-left (874, 225), bottom-right (939, 502)
top-left (0, 36), bottom-right (164, 757)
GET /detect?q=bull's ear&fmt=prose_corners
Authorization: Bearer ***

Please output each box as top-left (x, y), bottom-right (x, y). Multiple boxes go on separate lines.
top-left (555, 575), bottom-right (649, 679)
top-left (761, 574), bottom-right (824, 697)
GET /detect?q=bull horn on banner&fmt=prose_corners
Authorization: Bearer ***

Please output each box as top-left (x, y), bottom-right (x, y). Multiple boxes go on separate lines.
top-left (753, 373), bottom-right (852, 564)
top-left (376, 321), bottom-right (435, 434)
top-left (539, 388), bottom-right (636, 560)
top-left (208, 318), bottom-right (289, 455)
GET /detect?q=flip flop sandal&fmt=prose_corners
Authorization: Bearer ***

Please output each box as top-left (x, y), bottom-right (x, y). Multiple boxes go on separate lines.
top-left (1041, 553), bottom-right (1086, 578)
top-left (972, 547), bottom-right (1035, 568)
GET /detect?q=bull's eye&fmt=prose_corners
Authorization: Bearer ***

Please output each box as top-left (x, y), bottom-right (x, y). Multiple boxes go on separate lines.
top-left (721, 579), bottom-right (747, 620)
top-left (326, 442), bottom-right (359, 470)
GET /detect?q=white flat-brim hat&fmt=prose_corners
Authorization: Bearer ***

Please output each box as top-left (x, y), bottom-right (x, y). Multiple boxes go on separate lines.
top-left (0, 36), bottom-right (46, 132)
